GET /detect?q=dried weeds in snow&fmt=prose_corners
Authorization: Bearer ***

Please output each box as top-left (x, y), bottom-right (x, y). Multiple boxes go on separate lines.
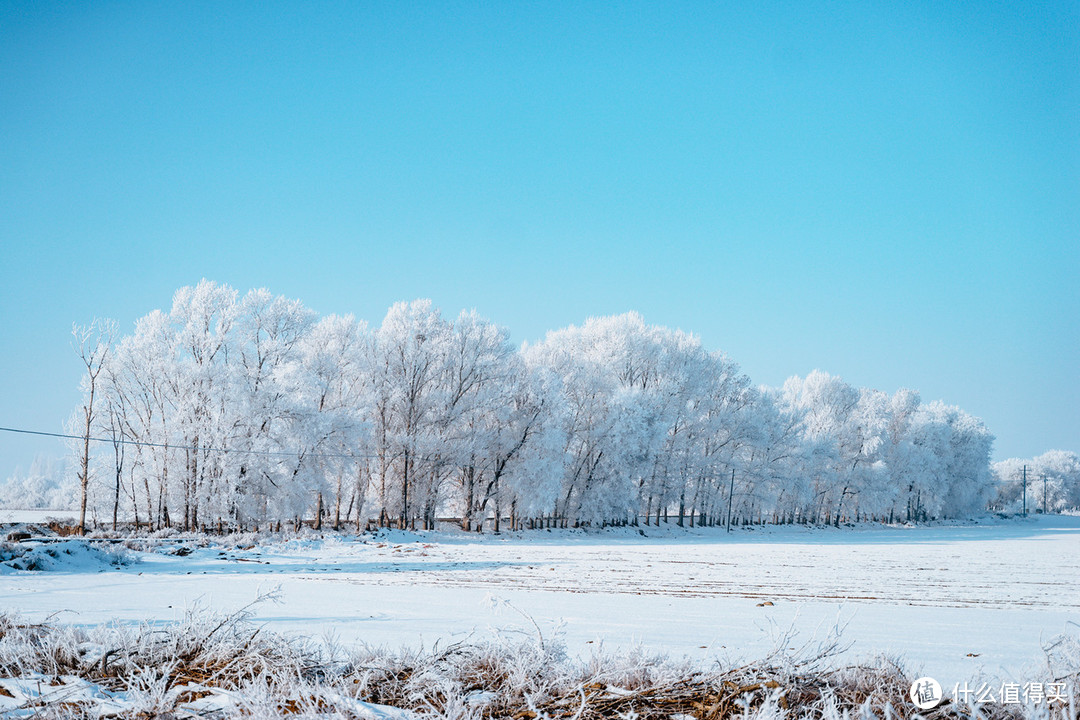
top-left (0, 599), bottom-right (1074, 720)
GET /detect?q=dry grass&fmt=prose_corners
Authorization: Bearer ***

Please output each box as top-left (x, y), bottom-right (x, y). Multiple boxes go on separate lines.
top-left (0, 599), bottom-right (1073, 720)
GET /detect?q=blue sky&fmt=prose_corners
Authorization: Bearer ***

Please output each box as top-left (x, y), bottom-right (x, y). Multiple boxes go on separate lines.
top-left (1, 0), bottom-right (1077, 477)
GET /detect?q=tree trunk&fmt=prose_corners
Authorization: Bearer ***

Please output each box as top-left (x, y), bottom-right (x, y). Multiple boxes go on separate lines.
top-left (78, 405), bottom-right (92, 536)
top-left (111, 444), bottom-right (122, 532)
top-left (333, 466), bottom-right (344, 530)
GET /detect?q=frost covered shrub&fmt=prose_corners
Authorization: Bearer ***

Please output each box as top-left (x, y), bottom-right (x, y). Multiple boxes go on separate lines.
top-left (0, 539), bottom-right (133, 572)
top-left (0, 607), bottom-right (1073, 719)
top-left (1044, 627), bottom-right (1080, 690)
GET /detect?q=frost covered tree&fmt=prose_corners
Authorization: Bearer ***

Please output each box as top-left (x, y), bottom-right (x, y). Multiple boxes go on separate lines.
top-left (525, 314), bottom-right (652, 526)
top-left (97, 353), bottom-right (130, 530)
top-left (902, 401), bottom-right (994, 520)
top-left (169, 281), bottom-right (239, 531)
top-left (0, 456), bottom-right (73, 510)
top-left (490, 363), bottom-right (566, 530)
top-left (109, 309), bottom-right (180, 529)
top-left (295, 314), bottom-right (370, 530)
top-left (525, 313), bottom-right (756, 528)
top-left (228, 288), bottom-right (318, 527)
top-left (779, 371), bottom-right (862, 524)
top-left (72, 318), bottom-right (117, 534)
top-left (878, 388), bottom-right (921, 522)
top-left (993, 450), bottom-right (1080, 513)
top-left (371, 300), bottom-right (452, 529)
top-left (741, 387), bottom-right (808, 523)
top-left (66, 282), bottom-right (1011, 532)
top-left (439, 310), bottom-right (518, 531)
top-left (778, 373), bottom-right (994, 523)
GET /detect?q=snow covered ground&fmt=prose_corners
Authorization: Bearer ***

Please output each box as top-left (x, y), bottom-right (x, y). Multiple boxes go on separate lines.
top-left (1, 515), bottom-right (1077, 691)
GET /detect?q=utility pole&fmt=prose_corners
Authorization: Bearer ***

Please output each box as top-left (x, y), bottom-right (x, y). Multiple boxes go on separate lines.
top-left (726, 468), bottom-right (735, 533)
top-left (1043, 475), bottom-right (1048, 515)
top-left (1022, 465), bottom-right (1027, 516)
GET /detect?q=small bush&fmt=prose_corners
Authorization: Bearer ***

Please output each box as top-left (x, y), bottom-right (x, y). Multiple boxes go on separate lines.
top-left (0, 540), bottom-right (134, 572)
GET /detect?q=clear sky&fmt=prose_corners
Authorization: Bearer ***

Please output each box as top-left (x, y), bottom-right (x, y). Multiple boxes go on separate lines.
top-left (1, 1), bottom-right (1077, 478)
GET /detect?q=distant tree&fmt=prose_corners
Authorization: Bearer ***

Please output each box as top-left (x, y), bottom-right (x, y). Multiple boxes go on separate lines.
top-left (993, 450), bottom-right (1080, 513)
top-left (0, 455), bottom-right (72, 509)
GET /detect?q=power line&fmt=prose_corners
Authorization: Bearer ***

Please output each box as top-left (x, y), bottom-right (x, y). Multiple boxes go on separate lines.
top-left (0, 425), bottom-right (373, 460)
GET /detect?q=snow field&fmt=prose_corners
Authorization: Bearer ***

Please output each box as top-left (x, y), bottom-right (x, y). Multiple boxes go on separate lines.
top-left (0, 515), bottom-right (1077, 694)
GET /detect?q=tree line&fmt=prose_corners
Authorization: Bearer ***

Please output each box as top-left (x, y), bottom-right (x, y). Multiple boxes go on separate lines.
top-left (66, 280), bottom-right (1006, 534)
top-left (991, 451), bottom-right (1080, 514)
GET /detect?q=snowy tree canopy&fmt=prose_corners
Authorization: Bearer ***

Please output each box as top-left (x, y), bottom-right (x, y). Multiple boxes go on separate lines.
top-left (48, 280), bottom-right (1054, 533)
